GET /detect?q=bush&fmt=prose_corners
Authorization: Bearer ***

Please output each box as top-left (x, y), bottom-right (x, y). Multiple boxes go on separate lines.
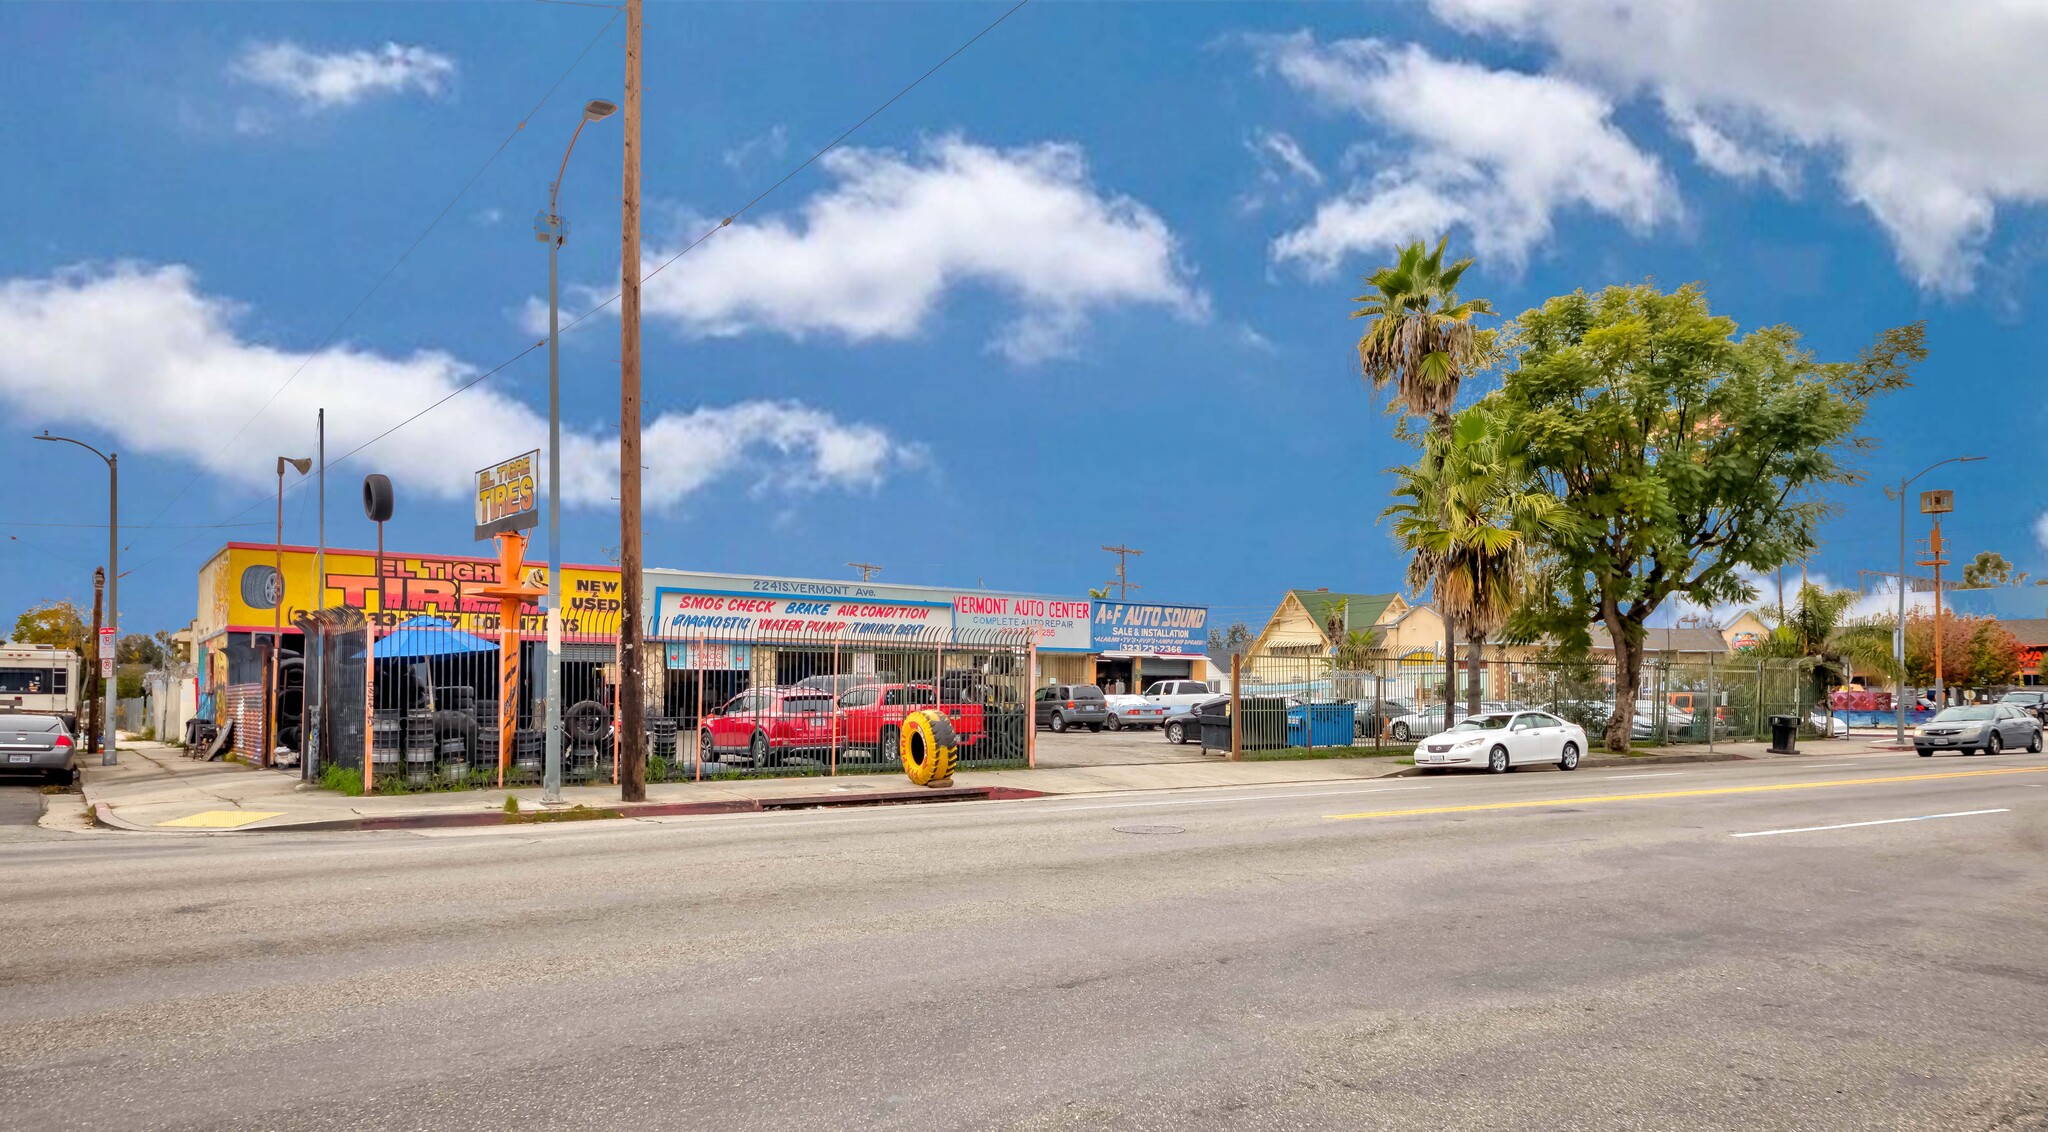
top-left (320, 765), bottom-right (364, 796)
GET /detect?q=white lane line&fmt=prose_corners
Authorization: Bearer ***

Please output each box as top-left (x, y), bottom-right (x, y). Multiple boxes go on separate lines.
top-left (1603, 772), bottom-right (1684, 780)
top-left (1732, 809), bottom-right (2010, 839)
top-left (1801, 763), bottom-right (1860, 769)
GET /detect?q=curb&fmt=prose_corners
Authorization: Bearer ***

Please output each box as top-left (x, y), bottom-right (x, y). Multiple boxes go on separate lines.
top-left (87, 784), bottom-right (1046, 834)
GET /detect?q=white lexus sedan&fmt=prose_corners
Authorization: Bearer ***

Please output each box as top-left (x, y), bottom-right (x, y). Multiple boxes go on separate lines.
top-left (1413, 710), bottom-right (1588, 774)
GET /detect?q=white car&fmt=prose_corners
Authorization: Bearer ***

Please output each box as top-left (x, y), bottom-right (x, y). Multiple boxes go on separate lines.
top-left (1413, 710), bottom-right (1588, 773)
top-left (1809, 710), bottom-right (1849, 739)
top-left (1103, 695), bottom-right (1168, 731)
top-left (1387, 701), bottom-right (1523, 742)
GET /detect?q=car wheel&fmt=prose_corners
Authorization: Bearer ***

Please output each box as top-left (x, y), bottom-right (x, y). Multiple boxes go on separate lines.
top-left (1917, 748), bottom-right (1932, 756)
top-left (1987, 731), bottom-right (2003, 756)
top-left (875, 725), bottom-right (898, 761)
top-left (1391, 722), bottom-right (1411, 741)
top-left (1166, 721), bottom-right (1186, 745)
top-left (699, 728), bottom-right (718, 764)
top-left (1087, 723), bottom-right (1103, 732)
top-left (1105, 716), bottom-right (1122, 732)
top-left (1488, 745), bottom-right (1510, 774)
top-left (46, 766), bottom-right (77, 788)
top-left (749, 730), bottom-right (771, 766)
top-left (1558, 742), bottom-right (1579, 771)
top-left (2030, 730), bottom-right (2042, 754)
top-left (1050, 712), bottom-right (1067, 733)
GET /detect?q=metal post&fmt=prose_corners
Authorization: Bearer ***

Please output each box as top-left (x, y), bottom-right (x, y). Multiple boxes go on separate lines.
top-left (105, 454), bottom-right (118, 766)
top-left (1895, 478), bottom-right (1906, 742)
top-left (310, 409), bottom-right (325, 780)
top-left (1931, 519), bottom-right (1946, 708)
top-left (270, 463), bottom-right (283, 767)
top-left (366, 520), bottom-right (383, 794)
top-left (544, 225), bottom-right (565, 805)
top-left (1230, 652), bottom-right (1242, 761)
top-left (1706, 653), bottom-right (1715, 755)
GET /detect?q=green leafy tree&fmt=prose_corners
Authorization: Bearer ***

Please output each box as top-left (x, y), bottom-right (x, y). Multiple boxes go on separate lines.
top-left (1385, 407), bottom-right (1570, 716)
top-left (1206, 621), bottom-right (1254, 655)
top-left (11, 599), bottom-right (89, 654)
top-left (116, 633), bottom-right (163, 666)
top-left (1959, 551), bottom-right (2027, 588)
top-left (1354, 236), bottom-right (1496, 716)
top-left (1495, 282), bottom-right (1921, 751)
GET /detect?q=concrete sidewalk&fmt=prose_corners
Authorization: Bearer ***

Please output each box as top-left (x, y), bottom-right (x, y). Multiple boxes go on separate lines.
top-left (62, 734), bottom-right (1890, 834)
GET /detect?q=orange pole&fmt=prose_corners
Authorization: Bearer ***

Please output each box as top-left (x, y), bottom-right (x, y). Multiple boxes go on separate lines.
top-left (474, 532), bottom-right (545, 789)
top-left (1931, 521), bottom-right (1945, 705)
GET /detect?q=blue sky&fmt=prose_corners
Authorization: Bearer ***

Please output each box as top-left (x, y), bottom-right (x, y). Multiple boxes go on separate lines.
top-left (5, 0), bottom-right (2046, 639)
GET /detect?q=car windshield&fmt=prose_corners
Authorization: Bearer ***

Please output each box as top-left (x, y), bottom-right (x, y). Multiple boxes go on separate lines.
top-left (1073, 686), bottom-right (1105, 700)
top-left (1934, 706), bottom-right (1997, 722)
top-left (1999, 693), bottom-right (2038, 703)
top-left (1449, 714), bottom-right (1513, 732)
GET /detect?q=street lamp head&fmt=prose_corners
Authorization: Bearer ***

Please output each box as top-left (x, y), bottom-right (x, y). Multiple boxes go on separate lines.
top-left (584, 99), bottom-right (617, 121)
top-left (278, 456), bottom-right (312, 476)
top-left (1959, 455), bottom-right (1987, 463)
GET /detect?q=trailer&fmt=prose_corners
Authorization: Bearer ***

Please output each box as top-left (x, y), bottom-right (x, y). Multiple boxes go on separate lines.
top-left (0, 642), bottom-right (83, 734)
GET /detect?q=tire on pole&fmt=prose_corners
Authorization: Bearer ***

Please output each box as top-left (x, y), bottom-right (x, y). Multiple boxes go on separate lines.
top-left (900, 709), bottom-right (958, 787)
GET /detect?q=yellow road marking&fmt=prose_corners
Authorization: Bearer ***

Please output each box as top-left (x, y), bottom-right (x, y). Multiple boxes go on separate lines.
top-left (1324, 765), bottom-right (2048, 822)
top-left (157, 810), bottom-right (285, 829)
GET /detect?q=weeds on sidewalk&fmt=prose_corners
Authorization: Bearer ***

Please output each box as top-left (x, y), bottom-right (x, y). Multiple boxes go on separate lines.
top-left (506, 804), bottom-right (618, 824)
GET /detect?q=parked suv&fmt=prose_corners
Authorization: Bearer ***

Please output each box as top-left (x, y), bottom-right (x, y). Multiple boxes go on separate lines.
top-left (1035, 684), bottom-right (1108, 732)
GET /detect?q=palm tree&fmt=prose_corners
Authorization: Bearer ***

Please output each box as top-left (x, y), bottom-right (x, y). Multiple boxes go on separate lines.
top-left (1754, 584), bottom-right (1901, 684)
top-left (1354, 235), bottom-right (1495, 718)
top-left (1384, 408), bottom-right (1569, 720)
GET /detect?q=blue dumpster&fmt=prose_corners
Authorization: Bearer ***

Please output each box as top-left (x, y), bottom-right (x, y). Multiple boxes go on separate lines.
top-left (1286, 703), bottom-right (1357, 747)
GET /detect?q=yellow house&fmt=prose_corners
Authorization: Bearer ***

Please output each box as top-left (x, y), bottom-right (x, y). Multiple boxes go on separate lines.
top-left (1241, 589), bottom-right (1447, 679)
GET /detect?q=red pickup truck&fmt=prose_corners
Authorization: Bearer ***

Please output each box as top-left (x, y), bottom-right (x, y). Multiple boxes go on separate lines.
top-left (834, 683), bottom-right (984, 757)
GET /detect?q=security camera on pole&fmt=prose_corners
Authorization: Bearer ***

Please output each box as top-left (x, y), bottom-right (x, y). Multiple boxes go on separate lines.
top-left (536, 97), bottom-right (617, 806)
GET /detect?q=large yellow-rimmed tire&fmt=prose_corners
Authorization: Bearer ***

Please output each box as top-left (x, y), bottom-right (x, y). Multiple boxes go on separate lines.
top-left (900, 709), bottom-right (959, 787)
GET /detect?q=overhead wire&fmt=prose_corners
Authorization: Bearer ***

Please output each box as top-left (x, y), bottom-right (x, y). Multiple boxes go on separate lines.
top-left (121, 0), bottom-right (1036, 587)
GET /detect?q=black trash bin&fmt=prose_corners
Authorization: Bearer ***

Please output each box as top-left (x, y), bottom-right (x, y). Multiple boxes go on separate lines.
top-left (1768, 714), bottom-right (1798, 754)
top-left (1196, 699), bottom-right (1232, 751)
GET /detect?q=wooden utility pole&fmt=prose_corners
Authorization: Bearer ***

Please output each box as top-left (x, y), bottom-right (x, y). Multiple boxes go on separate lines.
top-left (848, 562), bottom-right (882, 582)
top-left (87, 568), bottom-right (104, 754)
top-left (1100, 544), bottom-right (1143, 600)
top-left (617, 0), bottom-right (647, 802)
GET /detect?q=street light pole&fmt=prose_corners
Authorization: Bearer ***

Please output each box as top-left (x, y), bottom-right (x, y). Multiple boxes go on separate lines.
top-left (1889, 454), bottom-right (1984, 742)
top-left (35, 432), bottom-right (118, 765)
top-left (536, 97), bottom-right (617, 806)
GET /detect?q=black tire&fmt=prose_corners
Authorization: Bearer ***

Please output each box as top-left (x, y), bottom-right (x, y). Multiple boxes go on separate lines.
top-left (1050, 712), bottom-right (1067, 734)
top-left (1105, 715), bottom-right (1123, 732)
top-left (362, 473), bottom-right (394, 522)
top-left (1558, 742), bottom-right (1580, 771)
top-left (1087, 723), bottom-right (1103, 733)
top-left (1488, 745), bottom-right (1510, 774)
top-left (1391, 721), bottom-right (1411, 741)
top-left (749, 730), bottom-right (771, 766)
top-left (875, 722), bottom-right (897, 760)
top-left (1165, 720), bottom-right (1186, 745)
top-left (1987, 731), bottom-right (2003, 756)
top-left (2030, 730), bottom-right (2042, 754)
top-left (564, 701), bottom-right (607, 744)
top-left (46, 766), bottom-right (77, 788)
top-left (699, 728), bottom-right (718, 763)
top-left (1918, 747), bottom-right (1933, 757)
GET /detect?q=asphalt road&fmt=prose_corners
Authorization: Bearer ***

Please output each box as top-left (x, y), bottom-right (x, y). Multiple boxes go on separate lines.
top-left (5, 751), bottom-right (2047, 1131)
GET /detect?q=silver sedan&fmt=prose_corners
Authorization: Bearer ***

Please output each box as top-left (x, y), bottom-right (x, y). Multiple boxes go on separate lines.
top-left (1914, 704), bottom-right (2042, 757)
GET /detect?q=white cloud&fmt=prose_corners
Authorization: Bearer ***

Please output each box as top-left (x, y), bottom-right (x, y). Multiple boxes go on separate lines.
top-left (474, 207), bottom-right (503, 226)
top-left (2034, 512), bottom-right (2048, 559)
top-left (230, 41), bottom-right (456, 108)
top-left (1668, 568), bottom-right (1929, 629)
top-left (0, 264), bottom-right (914, 511)
top-left (1251, 129), bottom-right (1323, 186)
top-left (1256, 34), bottom-right (1675, 275)
top-left (1428, 0), bottom-right (2048, 293)
top-left (627, 136), bottom-right (1205, 364)
top-left (722, 125), bottom-right (788, 171)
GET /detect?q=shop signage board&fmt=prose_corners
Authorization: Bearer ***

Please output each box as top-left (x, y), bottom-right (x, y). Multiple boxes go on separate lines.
top-left (951, 594), bottom-right (1092, 650)
top-left (474, 450), bottom-right (541, 540)
top-left (1091, 601), bottom-right (1207, 656)
top-left (653, 588), bottom-right (948, 641)
top-left (664, 641), bottom-right (751, 671)
top-left (198, 543), bottom-right (621, 638)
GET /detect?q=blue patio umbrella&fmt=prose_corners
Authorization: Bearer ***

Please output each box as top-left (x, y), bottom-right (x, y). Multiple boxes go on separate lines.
top-left (375, 615), bottom-right (499, 659)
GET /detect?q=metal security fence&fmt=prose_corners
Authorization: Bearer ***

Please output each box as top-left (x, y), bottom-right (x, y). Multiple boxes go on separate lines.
top-left (1225, 648), bottom-right (1821, 752)
top-left (287, 596), bottom-right (1036, 792)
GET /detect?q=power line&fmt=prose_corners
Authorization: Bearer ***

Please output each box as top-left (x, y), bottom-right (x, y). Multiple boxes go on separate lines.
top-left (849, 561), bottom-right (883, 581)
top-left (116, 0), bottom-right (1035, 584)
top-left (128, 7), bottom-right (622, 542)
